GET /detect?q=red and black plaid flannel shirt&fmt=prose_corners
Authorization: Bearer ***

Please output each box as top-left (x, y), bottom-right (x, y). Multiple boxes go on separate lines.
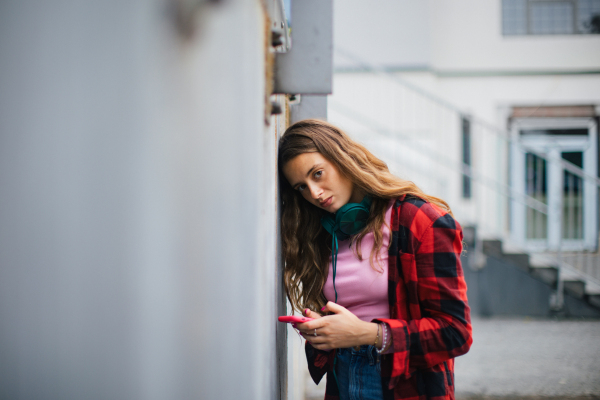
top-left (306, 195), bottom-right (472, 400)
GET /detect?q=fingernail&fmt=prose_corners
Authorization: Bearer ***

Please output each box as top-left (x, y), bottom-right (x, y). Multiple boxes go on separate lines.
top-left (303, 308), bottom-right (309, 315)
top-left (292, 324), bottom-right (297, 328)
top-left (321, 306), bottom-right (326, 311)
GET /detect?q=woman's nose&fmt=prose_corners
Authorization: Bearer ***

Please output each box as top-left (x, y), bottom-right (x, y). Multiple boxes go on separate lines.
top-left (308, 185), bottom-right (322, 200)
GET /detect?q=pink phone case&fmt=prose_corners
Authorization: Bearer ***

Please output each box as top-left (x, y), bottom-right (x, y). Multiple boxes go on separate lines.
top-left (278, 315), bottom-right (314, 323)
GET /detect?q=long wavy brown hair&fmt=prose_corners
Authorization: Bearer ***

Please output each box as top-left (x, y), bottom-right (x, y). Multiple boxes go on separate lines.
top-left (279, 119), bottom-right (452, 313)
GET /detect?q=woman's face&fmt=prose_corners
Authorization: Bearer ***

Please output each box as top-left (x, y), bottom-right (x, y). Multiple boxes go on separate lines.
top-left (282, 152), bottom-right (363, 213)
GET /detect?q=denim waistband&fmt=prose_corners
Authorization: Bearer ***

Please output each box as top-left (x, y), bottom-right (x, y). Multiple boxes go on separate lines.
top-left (337, 345), bottom-right (380, 365)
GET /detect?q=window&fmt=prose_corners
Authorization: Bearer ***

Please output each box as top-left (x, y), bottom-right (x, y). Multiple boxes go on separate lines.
top-left (461, 117), bottom-right (472, 199)
top-left (509, 117), bottom-right (598, 251)
top-left (502, 0), bottom-right (600, 35)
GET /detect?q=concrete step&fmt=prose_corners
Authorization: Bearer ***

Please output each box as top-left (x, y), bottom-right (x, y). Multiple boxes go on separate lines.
top-left (481, 239), bottom-right (600, 311)
top-left (564, 280), bottom-right (586, 299)
top-left (588, 294), bottom-right (600, 308)
top-left (502, 253), bottom-right (530, 272)
top-left (529, 266), bottom-right (558, 287)
top-left (528, 254), bottom-right (559, 287)
top-left (482, 239), bottom-right (502, 257)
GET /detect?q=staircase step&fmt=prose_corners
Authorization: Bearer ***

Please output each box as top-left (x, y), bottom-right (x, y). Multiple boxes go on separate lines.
top-left (528, 254), bottom-right (558, 286)
top-left (588, 294), bottom-right (600, 308)
top-left (529, 267), bottom-right (558, 287)
top-left (502, 253), bottom-right (530, 271)
top-left (482, 240), bottom-right (502, 257)
top-left (564, 280), bottom-right (586, 299)
top-left (480, 238), bottom-right (600, 311)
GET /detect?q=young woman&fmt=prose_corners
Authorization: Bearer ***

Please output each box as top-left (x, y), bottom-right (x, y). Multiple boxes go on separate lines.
top-left (279, 119), bottom-right (472, 400)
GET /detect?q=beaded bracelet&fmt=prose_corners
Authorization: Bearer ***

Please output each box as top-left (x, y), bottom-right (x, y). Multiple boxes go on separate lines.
top-left (375, 323), bottom-right (388, 354)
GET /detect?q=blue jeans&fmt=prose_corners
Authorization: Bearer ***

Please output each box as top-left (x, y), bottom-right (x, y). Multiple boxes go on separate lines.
top-left (335, 345), bottom-right (383, 400)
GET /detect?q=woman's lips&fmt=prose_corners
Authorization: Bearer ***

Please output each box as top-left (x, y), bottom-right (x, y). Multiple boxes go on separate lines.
top-left (320, 196), bottom-right (333, 208)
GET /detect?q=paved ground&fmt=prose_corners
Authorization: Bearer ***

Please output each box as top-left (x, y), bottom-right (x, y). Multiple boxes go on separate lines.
top-left (455, 317), bottom-right (600, 398)
top-left (304, 317), bottom-right (600, 399)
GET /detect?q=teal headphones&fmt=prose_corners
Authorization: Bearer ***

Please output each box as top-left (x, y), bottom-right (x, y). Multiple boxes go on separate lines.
top-left (320, 195), bottom-right (371, 390)
top-left (320, 195), bottom-right (372, 303)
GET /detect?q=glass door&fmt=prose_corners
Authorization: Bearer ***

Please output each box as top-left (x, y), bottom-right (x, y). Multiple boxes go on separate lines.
top-left (561, 151), bottom-right (584, 240)
top-left (510, 118), bottom-right (598, 251)
top-left (525, 152), bottom-right (547, 240)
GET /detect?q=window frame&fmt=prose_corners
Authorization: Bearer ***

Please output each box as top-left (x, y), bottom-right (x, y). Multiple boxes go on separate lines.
top-left (502, 0), bottom-right (600, 36)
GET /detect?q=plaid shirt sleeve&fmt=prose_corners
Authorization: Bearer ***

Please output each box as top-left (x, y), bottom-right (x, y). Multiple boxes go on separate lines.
top-left (375, 198), bottom-right (472, 387)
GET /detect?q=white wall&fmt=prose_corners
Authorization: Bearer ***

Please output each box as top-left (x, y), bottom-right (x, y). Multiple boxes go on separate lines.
top-left (331, 0), bottom-right (600, 242)
top-left (333, 0), bottom-right (431, 68)
top-left (333, 0), bottom-right (600, 72)
top-left (331, 70), bottom-right (600, 239)
top-left (428, 0), bottom-right (600, 72)
top-left (0, 1), bottom-right (282, 399)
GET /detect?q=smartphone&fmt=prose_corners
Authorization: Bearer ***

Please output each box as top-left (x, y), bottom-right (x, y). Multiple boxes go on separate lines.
top-left (278, 315), bottom-right (314, 323)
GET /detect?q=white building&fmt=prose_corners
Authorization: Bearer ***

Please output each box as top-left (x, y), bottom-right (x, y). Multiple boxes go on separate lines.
top-left (330, 0), bottom-right (600, 299)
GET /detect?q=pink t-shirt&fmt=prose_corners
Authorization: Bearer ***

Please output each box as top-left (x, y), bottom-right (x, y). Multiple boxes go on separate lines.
top-left (323, 200), bottom-right (394, 322)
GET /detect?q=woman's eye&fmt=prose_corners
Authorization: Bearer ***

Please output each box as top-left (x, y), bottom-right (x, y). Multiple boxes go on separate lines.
top-left (314, 170), bottom-right (322, 179)
top-left (297, 184), bottom-right (306, 192)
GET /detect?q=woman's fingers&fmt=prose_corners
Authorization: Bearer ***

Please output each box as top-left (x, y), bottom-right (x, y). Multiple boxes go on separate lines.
top-left (297, 324), bottom-right (322, 338)
top-left (298, 324), bottom-right (325, 337)
top-left (297, 305), bottom-right (366, 349)
top-left (297, 318), bottom-right (326, 331)
top-left (296, 307), bottom-right (326, 331)
top-left (322, 301), bottom-right (346, 315)
top-left (300, 303), bottom-right (347, 326)
top-left (301, 331), bottom-right (331, 349)
top-left (303, 308), bottom-right (322, 319)
top-left (300, 306), bottom-right (370, 349)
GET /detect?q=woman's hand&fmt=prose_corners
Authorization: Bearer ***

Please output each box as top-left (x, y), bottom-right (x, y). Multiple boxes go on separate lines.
top-left (295, 302), bottom-right (379, 350)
